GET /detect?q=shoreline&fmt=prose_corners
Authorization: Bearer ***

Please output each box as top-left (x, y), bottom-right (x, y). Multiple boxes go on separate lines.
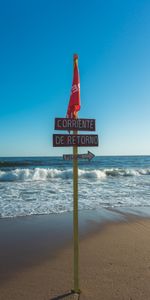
top-left (1, 208), bottom-right (150, 299)
top-left (0, 207), bottom-right (150, 279)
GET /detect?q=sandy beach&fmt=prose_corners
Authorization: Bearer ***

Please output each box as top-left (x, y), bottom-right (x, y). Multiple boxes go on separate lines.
top-left (0, 211), bottom-right (150, 300)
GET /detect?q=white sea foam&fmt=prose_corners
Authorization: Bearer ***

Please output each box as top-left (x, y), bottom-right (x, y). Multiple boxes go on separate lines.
top-left (0, 166), bottom-right (150, 218)
top-left (78, 169), bottom-right (106, 179)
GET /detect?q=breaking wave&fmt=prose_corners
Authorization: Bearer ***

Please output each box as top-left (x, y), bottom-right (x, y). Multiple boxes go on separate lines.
top-left (0, 167), bottom-right (150, 182)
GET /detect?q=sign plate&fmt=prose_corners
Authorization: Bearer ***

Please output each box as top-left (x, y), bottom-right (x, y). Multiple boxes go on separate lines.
top-left (55, 118), bottom-right (96, 131)
top-left (63, 151), bottom-right (95, 161)
top-left (53, 134), bottom-right (98, 147)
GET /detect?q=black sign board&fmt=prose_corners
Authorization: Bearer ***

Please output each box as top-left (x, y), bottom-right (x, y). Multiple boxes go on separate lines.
top-left (53, 134), bottom-right (99, 147)
top-left (55, 118), bottom-right (96, 131)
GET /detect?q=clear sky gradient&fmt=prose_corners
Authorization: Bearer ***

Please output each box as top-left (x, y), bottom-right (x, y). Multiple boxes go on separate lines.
top-left (0, 0), bottom-right (150, 156)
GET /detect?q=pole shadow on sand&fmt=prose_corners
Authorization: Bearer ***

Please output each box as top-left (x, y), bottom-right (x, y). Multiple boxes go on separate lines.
top-left (50, 291), bottom-right (80, 299)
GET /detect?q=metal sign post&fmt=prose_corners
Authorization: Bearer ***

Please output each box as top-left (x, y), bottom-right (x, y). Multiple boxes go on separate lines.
top-left (73, 129), bottom-right (80, 293)
top-left (53, 118), bottom-right (98, 294)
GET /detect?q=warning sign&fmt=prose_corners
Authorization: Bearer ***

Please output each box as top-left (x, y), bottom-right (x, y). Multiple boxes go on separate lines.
top-left (53, 134), bottom-right (99, 147)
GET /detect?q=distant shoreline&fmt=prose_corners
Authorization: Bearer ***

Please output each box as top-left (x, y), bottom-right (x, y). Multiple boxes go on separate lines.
top-left (0, 154), bottom-right (150, 158)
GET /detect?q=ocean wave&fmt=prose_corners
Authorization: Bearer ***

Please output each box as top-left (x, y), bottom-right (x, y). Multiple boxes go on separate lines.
top-left (0, 167), bottom-right (150, 182)
top-left (0, 168), bottom-right (72, 182)
top-left (79, 169), bottom-right (106, 179)
top-left (104, 168), bottom-right (150, 176)
top-left (0, 159), bottom-right (49, 168)
top-left (0, 161), bottom-right (31, 168)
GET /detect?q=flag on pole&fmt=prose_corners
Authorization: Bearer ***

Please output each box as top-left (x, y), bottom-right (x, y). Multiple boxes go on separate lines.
top-left (66, 54), bottom-right (81, 119)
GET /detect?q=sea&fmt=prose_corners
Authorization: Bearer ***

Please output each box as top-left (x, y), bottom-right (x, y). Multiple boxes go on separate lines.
top-left (0, 156), bottom-right (150, 219)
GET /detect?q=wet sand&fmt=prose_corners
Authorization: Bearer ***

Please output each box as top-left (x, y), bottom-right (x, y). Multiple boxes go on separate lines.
top-left (0, 211), bottom-right (150, 299)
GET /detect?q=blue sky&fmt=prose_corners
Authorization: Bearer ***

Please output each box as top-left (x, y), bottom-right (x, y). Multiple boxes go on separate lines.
top-left (0, 0), bottom-right (150, 156)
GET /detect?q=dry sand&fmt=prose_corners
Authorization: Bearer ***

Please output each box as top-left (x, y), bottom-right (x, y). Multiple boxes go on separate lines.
top-left (0, 218), bottom-right (150, 300)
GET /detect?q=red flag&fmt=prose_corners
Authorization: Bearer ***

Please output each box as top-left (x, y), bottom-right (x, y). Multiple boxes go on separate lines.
top-left (66, 54), bottom-right (81, 118)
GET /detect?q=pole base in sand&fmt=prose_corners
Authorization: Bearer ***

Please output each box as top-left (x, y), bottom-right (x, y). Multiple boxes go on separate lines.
top-left (71, 289), bottom-right (81, 294)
